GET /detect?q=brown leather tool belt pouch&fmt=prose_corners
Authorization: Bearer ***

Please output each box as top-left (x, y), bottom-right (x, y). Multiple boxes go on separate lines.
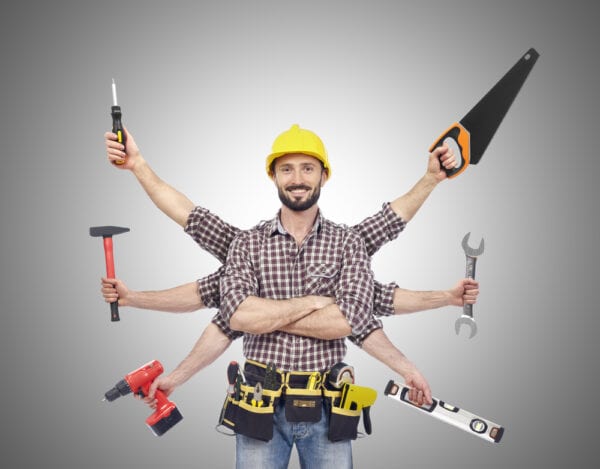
top-left (324, 387), bottom-right (361, 442)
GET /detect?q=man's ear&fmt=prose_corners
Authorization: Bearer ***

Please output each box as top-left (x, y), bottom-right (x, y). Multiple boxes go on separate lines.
top-left (320, 170), bottom-right (329, 187)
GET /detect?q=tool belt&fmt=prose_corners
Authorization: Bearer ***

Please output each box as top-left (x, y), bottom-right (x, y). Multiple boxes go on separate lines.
top-left (216, 360), bottom-right (376, 443)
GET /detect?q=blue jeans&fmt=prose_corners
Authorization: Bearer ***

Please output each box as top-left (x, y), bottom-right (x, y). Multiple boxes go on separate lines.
top-left (236, 400), bottom-right (353, 469)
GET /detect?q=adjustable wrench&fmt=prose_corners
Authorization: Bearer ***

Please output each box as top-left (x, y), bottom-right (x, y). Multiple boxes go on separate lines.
top-left (455, 232), bottom-right (484, 338)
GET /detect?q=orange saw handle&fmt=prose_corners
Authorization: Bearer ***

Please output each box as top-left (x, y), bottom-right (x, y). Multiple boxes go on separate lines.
top-left (429, 122), bottom-right (470, 179)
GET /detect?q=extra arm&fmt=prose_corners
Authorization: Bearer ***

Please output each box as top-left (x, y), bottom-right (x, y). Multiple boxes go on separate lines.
top-left (105, 129), bottom-right (194, 227)
top-left (147, 322), bottom-right (233, 399)
top-left (105, 129), bottom-right (241, 263)
top-left (361, 328), bottom-right (432, 406)
top-left (389, 145), bottom-right (456, 222)
top-left (101, 278), bottom-right (205, 313)
top-left (351, 145), bottom-right (457, 257)
top-left (372, 279), bottom-right (480, 317)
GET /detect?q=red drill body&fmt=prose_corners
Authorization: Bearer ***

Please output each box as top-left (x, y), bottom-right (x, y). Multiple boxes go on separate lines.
top-left (104, 360), bottom-right (183, 436)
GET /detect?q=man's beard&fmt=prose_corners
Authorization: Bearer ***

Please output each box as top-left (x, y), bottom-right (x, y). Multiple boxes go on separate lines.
top-left (278, 184), bottom-right (321, 212)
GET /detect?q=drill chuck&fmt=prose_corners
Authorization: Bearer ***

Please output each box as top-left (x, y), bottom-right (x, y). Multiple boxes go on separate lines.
top-left (104, 379), bottom-right (132, 402)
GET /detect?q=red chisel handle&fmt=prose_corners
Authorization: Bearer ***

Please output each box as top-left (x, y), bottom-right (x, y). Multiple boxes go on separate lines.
top-left (429, 122), bottom-right (471, 179)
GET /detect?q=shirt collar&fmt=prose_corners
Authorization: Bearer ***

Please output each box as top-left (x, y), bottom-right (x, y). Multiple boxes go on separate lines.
top-left (269, 210), bottom-right (323, 236)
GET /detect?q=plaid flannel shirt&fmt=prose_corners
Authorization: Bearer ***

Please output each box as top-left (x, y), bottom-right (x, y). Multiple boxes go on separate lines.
top-left (186, 203), bottom-right (404, 323)
top-left (218, 212), bottom-right (376, 372)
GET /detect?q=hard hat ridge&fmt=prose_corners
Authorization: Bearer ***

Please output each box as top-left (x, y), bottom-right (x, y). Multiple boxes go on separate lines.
top-left (266, 124), bottom-right (331, 176)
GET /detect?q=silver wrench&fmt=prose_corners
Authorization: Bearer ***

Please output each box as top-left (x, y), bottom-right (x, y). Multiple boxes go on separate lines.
top-left (455, 232), bottom-right (484, 338)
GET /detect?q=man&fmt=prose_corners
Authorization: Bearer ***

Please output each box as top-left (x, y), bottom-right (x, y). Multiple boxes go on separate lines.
top-left (215, 126), bottom-right (440, 467)
top-left (102, 126), bottom-right (476, 326)
top-left (101, 125), bottom-right (477, 406)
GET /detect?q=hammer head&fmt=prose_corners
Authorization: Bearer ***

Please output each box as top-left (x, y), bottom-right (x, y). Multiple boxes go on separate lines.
top-left (89, 226), bottom-right (130, 238)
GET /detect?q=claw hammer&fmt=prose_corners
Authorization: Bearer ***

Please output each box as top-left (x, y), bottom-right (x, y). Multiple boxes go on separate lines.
top-left (456, 232), bottom-right (484, 338)
top-left (90, 226), bottom-right (130, 321)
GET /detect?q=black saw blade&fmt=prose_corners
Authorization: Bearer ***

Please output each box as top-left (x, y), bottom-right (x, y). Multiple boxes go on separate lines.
top-left (461, 48), bottom-right (539, 165)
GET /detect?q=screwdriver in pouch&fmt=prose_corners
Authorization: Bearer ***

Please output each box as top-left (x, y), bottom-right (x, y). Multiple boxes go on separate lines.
top-left (227, 361), bottom-right (239, 396)
top-left (111, 78), bottom-right (126, 164)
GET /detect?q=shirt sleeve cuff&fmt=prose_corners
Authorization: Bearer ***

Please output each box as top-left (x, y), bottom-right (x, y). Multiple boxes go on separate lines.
top-left (184, 206), bottom-right (210, 238)
top-left (196, 267), bottom-right (224, 309)
top-left (381, 202), bottom-right (407, 241)
top-left (211, 311), bottom-right (243, 341)
top-left (348, 316), bottom-right (383, 347)
top-left (373, 281), bottom-right (398, 317)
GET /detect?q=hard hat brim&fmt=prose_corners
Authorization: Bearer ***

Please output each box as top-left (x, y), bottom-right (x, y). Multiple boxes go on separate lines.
top-left (266, 151), bottom-right (331, 176)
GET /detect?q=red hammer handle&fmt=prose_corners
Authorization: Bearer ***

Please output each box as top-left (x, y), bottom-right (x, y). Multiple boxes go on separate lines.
top-left (103, 237), bottom-right (120, 322)
top-left (90, 225), bottom-right (129, 322)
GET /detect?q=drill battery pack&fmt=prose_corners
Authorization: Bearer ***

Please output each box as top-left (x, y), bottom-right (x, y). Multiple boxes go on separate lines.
top-left (149, 406), bottom-right (183, 436)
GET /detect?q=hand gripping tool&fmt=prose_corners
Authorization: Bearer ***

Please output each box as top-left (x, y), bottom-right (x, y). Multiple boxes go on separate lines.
top-left (90, 225), bottom-right (130, 321)
top-left (111, 79), bottom-right (126, 164)
top-left (455, 232), bottom-right (484, 338)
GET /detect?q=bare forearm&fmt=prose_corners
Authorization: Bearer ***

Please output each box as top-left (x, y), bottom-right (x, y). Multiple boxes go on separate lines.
top-left (230, 295), bottom-right (330, 334)
top-left (125, 281), bottom-right (205, 312)
top-left (361, 328), bottom-right (415, 378)
top-left (167, 323), bottom-right (232, 387)
top-left (132, 159), bottom-right (195, 227)
top-left (393, 288), bottom-right (452, 314)
top-left (361, 328), bottom-right (432, 404)
top-left (389, 174), bottom-right (438, 222)
top-left (280, 304), bottom-right (351, 339)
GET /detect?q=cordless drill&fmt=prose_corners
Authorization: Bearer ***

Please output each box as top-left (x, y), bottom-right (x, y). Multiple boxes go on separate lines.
top-left (104, 360), bottom-right (183, 436)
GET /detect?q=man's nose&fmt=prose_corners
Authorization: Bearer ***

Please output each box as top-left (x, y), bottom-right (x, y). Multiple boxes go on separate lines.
top-left (291, 169), bottom-right (304, 184)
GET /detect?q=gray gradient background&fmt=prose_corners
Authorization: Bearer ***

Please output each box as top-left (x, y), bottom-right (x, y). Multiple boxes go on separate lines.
top-left (1, 0), bottom-right (598, 467)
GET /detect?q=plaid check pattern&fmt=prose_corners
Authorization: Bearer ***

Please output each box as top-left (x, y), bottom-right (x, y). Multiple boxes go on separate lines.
top-left (185, 203), bottom-right (405, 262)
top-left (219, 212), bottom-right (376, 372)
top-left (186, 204), bottom-right (404, 319)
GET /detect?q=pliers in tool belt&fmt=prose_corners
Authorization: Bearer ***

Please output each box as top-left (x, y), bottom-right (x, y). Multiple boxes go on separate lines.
top-left (251, 382), bottom-right (264, 407)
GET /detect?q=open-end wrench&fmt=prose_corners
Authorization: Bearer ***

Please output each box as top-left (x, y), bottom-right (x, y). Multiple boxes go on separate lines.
top-left (455, 232), bottom-right (484, 338)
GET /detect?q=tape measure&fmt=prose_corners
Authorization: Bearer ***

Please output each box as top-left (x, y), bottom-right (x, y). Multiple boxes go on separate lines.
top-left (328, 362), bottom-right (355, 389)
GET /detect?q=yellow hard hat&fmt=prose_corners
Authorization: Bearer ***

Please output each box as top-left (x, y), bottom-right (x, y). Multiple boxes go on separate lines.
top-left (266, 124), bottom-right (331, 177)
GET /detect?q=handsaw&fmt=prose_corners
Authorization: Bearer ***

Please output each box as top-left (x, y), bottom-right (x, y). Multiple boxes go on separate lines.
top-left (430, 47), bottom-right (539, 178)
